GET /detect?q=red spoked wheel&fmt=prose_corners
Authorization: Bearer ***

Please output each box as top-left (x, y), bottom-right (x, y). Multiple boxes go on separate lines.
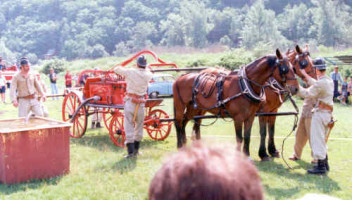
top-left (62, 92), bottom-right (87, 138)
top-left (108, 111), bottom-right (126, 147)
top-left (144, 109), bottom-right (172, 141)
top-left (102, 108), bottom-right (116, 129)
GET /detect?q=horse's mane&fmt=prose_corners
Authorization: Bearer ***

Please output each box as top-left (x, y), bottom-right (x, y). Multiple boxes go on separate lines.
top-left (244, 55), bottom-right (277, 70)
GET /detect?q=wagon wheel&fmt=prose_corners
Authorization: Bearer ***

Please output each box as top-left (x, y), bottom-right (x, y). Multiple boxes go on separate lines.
top-left (62, 92), bottom-right (87, 138)
top-left (145, 109), bottom-right (172, 141)
top-left (102, 108), bottom-right (116, 129)
top-left (108, 112), bottom-right (126, 147)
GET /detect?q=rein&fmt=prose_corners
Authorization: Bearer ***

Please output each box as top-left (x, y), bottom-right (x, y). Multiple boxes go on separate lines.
top-left (281, 93), bottom-right (299, 170)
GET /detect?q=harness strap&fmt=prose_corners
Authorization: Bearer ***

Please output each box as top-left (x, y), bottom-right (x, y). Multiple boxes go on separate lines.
top-left (238, 67), bottom-right (266, 103)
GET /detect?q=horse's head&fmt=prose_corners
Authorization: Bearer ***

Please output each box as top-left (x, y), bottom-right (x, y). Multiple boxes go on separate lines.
top-left (288, 44), bottom-right (317, 81)
top-left (271, 49), bottom-right (299, 95)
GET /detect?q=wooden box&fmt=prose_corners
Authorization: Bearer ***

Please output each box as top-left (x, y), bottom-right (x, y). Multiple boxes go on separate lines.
top-left (0, 117), bottom-right (71, 184)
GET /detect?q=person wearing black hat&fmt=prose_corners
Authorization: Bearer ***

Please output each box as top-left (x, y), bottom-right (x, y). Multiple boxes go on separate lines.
top-left (297, 57), bottom-right (334, 175)
top-left (10, 57), bottom-right (46, 117)
top-left (114, 55), bottom-right (153, 158)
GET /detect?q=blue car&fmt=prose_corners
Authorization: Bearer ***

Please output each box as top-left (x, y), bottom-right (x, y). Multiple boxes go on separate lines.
top-left (148, 74), bottom-right (175, 98)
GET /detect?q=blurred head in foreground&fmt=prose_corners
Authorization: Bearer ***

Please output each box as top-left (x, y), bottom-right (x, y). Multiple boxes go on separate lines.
top-left (149, 142), bottom-right (264, 200)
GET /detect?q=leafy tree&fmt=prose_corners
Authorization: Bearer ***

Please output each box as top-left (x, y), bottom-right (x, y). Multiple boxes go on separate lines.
top-left (180, 0), bottom-right (208, 48)
top-left (40, 58), bottom-right (67, 75)
top-left (91, 44), bottom-right (109, 59)
top-left (121, 0), bottom-right (160, 23)
top-left (278, 4), bottom-right (318, 44)
top-left (241, 0), bottom-right (289, 49)
top-left (311, 0), bottom-right (352, 46)
top-left (159, 13), bottom-right (186, 46)
top-left (130, 21), bottom-right (158, 50)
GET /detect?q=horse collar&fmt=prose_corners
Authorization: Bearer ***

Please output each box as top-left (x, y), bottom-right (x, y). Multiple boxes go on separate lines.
top-left (238, 68), bottom-right (266, 103)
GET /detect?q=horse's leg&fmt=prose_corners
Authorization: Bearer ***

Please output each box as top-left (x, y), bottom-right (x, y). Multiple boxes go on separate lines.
top-left (243, 116), bottom-right (255, 157)
top-left (268, 116), bottom-right (280, 158)
top-left (175, 118), bottom-right (183, 148)
top-left (181, 117), bottom-right (189, 145)
top-left (173, 96), bottom-right (187, 148)
top-left (192, 110), bottom-right (205, 140)
top-left (234, 121), bottom-right (243, 151)
top-left (259, 116), bottom-right (271, 161)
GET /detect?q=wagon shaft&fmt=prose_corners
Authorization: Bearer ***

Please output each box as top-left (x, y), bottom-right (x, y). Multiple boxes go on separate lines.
top-left (151, 67), bottom-right (208, 73)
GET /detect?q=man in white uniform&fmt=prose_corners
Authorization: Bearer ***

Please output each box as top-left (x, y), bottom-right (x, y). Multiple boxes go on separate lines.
top-left (298, 57), bottom-right (334, 175)
top-left (114, 56), bottom-right (153, 158)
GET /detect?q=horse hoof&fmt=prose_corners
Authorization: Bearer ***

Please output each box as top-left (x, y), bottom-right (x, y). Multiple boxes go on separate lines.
top-left (271, 151), bottom-right (280, 158)
top-left (261, 157), bottom-right (271, 162)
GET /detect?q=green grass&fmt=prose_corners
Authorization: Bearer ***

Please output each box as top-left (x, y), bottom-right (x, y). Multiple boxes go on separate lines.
top-left (1, 91), bottom-right (352, 199)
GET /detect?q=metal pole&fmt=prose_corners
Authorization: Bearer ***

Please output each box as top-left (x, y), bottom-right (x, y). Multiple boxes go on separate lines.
top-left (151, 67), bottom-right (208, 72)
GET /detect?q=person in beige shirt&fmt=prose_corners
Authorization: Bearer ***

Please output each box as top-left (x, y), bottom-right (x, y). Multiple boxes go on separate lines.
top-left (298, 57), bottom-right (334, 175)
top-left (10, 58), bottom-right (46, 117)
top-left (114, 55), bottom-right (153, 158)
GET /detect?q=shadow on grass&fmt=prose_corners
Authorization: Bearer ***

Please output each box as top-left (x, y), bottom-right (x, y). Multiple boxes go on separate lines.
top-left (112, 157), bottom-right (137, 174)
top-left (70, 134), bottom-right (125, 153)
top-left (255, 160), bottom-right (341, 199)
top-left (0, 176), bottom-right (62, 195)
top-left (70, 130), bottom-right (172, 153)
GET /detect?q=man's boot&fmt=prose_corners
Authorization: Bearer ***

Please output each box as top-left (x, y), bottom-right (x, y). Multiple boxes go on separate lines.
top-left (325, 155), bottom-right (329, 171)
top-left (96, 122), bottom-right (102, 128)
top-left (307, 159), bottom-right (326, 175)
top-left (134, 141), bottom-right (140, 156)
top-left (125, 143), bottom-right (135, 158)
top-left (91, 122), bottom-right (96, 129)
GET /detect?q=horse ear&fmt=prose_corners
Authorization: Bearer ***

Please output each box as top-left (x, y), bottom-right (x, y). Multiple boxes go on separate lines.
top-left (295, 45), bottom-right (303, 54)
top-left (276, 49), bottom-right (283, 59)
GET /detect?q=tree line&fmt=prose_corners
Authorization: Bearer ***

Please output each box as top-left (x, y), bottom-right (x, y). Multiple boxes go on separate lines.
top-left (0, 0), bottom-right (351, 64)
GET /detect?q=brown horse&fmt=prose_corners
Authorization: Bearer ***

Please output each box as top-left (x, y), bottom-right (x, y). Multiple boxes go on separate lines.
top-left (173, 49), bottom-right (299, 157)
top-left (257, 45), bottom-right (316, 161)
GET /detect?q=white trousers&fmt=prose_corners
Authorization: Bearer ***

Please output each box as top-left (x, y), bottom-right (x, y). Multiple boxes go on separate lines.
top-left (18, 98), bottom-right (43, 117)
top-left (310, 109), bottom-right (331, 160)
top-left (124, 98), bottom-right (145, 144)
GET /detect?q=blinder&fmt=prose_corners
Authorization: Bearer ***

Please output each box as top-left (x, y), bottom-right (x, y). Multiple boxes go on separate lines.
top-left (275, 59), bottom-right (289, 76)
top-left (295, 53), bottom-right (309, 69)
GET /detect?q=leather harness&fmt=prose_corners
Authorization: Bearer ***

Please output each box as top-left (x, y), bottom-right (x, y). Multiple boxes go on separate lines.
top-left (192, 67), bottom-right (267, 114)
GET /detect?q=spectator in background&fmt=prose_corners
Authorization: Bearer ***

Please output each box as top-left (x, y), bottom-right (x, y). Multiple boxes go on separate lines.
top-left (65, 70), bottom-right (72, 88)
top-left (49, 68), bottom-right (58, 100)
top-left (73, 73), bottom-right (79, 87)
top-left (0, 71), bottom-right (6, 103)
top-left (79, 73), bottom-right (88, 87)
top-left (340, 76), bottom-right (349, 105)
top-left (0, 57), bottom-right (5, 71)
top-left (36, 73), bottom-right (49, 117)
top-left (149, 142), bottom-right (264, 200)
top-left (330, 65), bottom-right (343, 100)
top-left (91, 67), bottom-right (102, 129)
top-left (347, 76), bottom-right (352, 105)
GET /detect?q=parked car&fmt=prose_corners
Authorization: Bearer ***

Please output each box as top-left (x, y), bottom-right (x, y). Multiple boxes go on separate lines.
top-left (148, 74), bottom-right (175, 98)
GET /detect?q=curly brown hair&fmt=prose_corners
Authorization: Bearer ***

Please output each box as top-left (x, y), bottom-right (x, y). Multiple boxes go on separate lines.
top-left (149, 142), bottom-right (264, 200)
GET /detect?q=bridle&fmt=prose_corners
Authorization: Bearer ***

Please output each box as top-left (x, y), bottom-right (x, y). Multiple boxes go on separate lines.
top-left (293, 51), bottom-right (316, 78)
top-left (274, 57), bottom-right (297, 84)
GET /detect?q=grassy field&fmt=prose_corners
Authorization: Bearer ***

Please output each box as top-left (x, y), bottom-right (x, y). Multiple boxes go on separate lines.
top-left (0, 90), bottom-right (352, 200)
